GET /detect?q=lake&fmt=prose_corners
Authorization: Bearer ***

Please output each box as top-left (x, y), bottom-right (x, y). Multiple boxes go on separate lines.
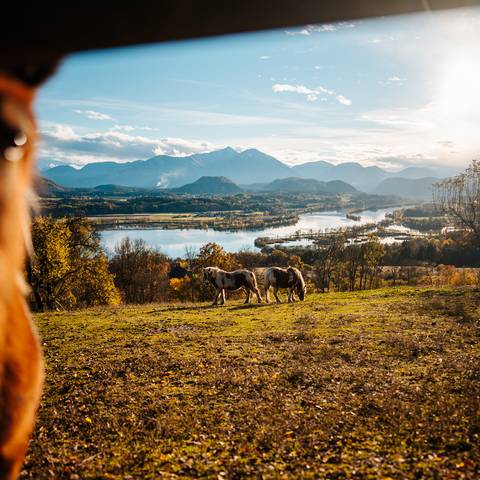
top-left (100, 207), bottom-right (399, 258)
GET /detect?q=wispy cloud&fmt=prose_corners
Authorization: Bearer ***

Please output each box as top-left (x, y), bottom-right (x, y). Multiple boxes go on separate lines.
top-left (336, 95), bottom-right (352, 106)
top-left (368, 36), bottom-right (395, 44)
top-left (286, 22), bottom-right (354, 36)
top-left (380, 76), bottom-right (407, 86)
top-left (259, 55), bottom-right (271, 60)
top-left (74, 109), bottom-right (113, 121)
top-left (111, 124), bottom-right (157, 132)
top-left (39, 124), bottom-right (221, 167)
top-left (272, 83), bottom-right (320, 101)
top-left (272, 83), bottom-right (351, 105)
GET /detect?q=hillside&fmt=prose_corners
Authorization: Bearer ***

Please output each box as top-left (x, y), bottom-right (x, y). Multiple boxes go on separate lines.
top-left (92, 184), bottom-right (152, 195)
top-left (35, 176), bottom-right (72, 196)
top-left (372, 177), bottom-right (439, 199)
top-left (262, 177), bottom-right (357, 194)
top-left (171, 176), bottom-right (243, 195)
top-left (26, 287), bottom-right (480, 479)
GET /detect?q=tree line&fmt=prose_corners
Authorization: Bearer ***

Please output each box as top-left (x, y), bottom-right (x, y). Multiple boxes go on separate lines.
top-left (26, 218), bottom-right (306, 310)
top-left (27, 160), bottom-right (480, 310)
top-left (27, 215), bottom-right (480, 311)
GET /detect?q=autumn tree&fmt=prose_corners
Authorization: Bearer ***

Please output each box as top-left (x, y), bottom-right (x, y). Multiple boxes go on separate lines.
top-left (235, 248), bottom-right (266, 269)
top-left (193, 242), bottom-right (237, 271)
top-left (358, 235), bottom-right (385, 290)
top-left (313, 235), bottom-right (346, 292)
top-left (109, 237), bottom-right (170, 303)
top-left (29, 217), bottom-right (120, 310)
top-left (433, 160), bottom-right (480, 242)
top-left (264, 249), bottom-right (290, 267)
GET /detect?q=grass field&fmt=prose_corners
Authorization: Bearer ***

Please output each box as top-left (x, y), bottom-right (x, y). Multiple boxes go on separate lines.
top-left (23, 287), bottom-right (480, 479)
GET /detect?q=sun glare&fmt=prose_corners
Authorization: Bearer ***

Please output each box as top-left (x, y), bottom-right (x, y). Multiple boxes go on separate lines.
top-left (440, 54), bottom-right (480, 114)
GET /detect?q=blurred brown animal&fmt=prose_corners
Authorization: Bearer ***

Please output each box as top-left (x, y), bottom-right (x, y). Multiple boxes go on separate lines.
top-left (0, 66), bottom-right (56, 480)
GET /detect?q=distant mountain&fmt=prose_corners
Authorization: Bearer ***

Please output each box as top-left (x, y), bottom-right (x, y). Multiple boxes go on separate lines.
top-left (171, 176), bottom-right (243, 195)
top-left (262, 177), bottom-right (357, 194)
top-left (43, 148), bottom-right (291, 189)
top-left (42, 147), bottom-right (461, 191)
top-left (92, 184), bottom-right (151, 195)
top-left (241, 182), bottom-right (269, 192)
top-left (372, 177), bottom-right (440, 199)
top-left (291, 161), bottom-right (387, 191)
top-left (291, 161), bottom-right (455, 192)
top-left (394, 167), bottom-right (438, 179)
top-left (35, 176), bottom-right (72, 196)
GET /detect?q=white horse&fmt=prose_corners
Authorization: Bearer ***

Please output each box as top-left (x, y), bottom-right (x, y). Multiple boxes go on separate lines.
top-left (203, 266), bottom-right (262, 305)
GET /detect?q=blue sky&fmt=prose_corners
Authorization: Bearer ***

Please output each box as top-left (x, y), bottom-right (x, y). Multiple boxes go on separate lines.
top-left (36, 6), bottom-right (480, 171)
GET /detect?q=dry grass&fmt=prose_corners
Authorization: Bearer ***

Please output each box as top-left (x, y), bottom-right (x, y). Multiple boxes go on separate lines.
top-left (22, 286), bottom-right (480, 479)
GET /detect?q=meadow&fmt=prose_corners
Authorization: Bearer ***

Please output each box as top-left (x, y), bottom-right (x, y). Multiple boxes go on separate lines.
top-left (23, 287), bottom-right (480, 479)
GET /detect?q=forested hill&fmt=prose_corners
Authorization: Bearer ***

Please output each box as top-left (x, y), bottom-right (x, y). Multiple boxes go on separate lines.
top-left (171, 176), bottom-right (243, 195)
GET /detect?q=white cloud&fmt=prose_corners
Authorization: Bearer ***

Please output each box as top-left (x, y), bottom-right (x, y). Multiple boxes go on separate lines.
top-left (272, 83), bottom-right (351, 105)
top-left (272, 83), bottom-right (317, 95)
top-left (39, 124), bottom-right (221, 167)
top-left (48, 124), bottom-right (79, 141)
top-left (368, 36), bottom-right (395, 44)
top-left (380, 76), bottom-right (407, 86)
top-left (286, 22), bottom-right (354, 36)
top-left (74, 109), bottom-right (113, 121)
top-left (336, 95), bottom-right (352, 106)
top-left (111, 124), bottom-right (157, 132)
top-left (259, 55), bottom-right (270, 60)
top-left (286, 27), bottom-right (311, 36)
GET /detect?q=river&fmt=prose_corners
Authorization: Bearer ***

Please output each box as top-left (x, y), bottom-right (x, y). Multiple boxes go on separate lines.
top-left (100, 207), bottom-right (400, 258)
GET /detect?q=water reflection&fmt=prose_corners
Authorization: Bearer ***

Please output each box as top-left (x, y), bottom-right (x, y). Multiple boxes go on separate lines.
top-left (100, 208), bottom-right (397, 258)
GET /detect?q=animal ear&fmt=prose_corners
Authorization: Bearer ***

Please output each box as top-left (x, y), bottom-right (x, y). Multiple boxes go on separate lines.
top-left (3, 59), bottom-right (61, 87)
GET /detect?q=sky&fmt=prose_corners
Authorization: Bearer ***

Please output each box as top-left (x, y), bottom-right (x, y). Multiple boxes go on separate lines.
top-left (36, 6), bottom-right (480, 172)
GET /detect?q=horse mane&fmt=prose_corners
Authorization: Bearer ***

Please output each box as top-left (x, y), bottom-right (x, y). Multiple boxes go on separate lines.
top-left (0, 70), bottom-right (54, 479)
top-left (287, 266), bottom-right (305, 288)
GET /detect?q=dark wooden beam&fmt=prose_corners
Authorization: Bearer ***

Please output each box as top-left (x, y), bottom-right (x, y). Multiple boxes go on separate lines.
top-left (0, 1), bottom-right (479, 66)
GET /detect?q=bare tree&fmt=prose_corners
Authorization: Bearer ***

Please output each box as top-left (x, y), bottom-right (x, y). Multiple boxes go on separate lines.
top-left (314, 234), bottom-right (345, 292)
top-left (433, 160), bottom-right (480, 241)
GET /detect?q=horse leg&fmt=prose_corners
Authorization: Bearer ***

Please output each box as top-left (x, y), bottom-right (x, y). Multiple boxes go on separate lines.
top-left (274, 287), bottom-right (281, 303)
top-left (212, 288), bottom-right (221, 305)
top-left (254, 287), bottom-right (262, 303)
top-left (264, 281), bottom-right (271, 303)
top-left (244, 289), bottom-right (251, 304)
top-left (221, 289), bottom-right (226, 305)
top-left (289, 288), bottom-right (297, 302)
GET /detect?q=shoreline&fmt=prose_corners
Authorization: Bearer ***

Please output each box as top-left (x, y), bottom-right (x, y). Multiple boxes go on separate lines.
top-left (89, 203), bottom-right (408, 233)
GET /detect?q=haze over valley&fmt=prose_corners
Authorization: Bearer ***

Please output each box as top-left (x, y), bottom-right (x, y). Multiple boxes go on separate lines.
top-left (42, 146), bottom-right (455, 199)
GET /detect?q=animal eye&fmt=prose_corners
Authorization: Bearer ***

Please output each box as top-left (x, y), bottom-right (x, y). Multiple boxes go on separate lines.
top-left (4, 145), bottom-right (25, 162)
top-left (0, 96), bottom-right (32, 162)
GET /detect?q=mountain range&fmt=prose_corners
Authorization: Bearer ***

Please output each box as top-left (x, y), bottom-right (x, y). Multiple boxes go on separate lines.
top-left (372, 177), bottom-right (439, 200)
top-left (260, 177), bottom-right (357, 194)
top-left (43, 147), bottom-right (457, 193)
